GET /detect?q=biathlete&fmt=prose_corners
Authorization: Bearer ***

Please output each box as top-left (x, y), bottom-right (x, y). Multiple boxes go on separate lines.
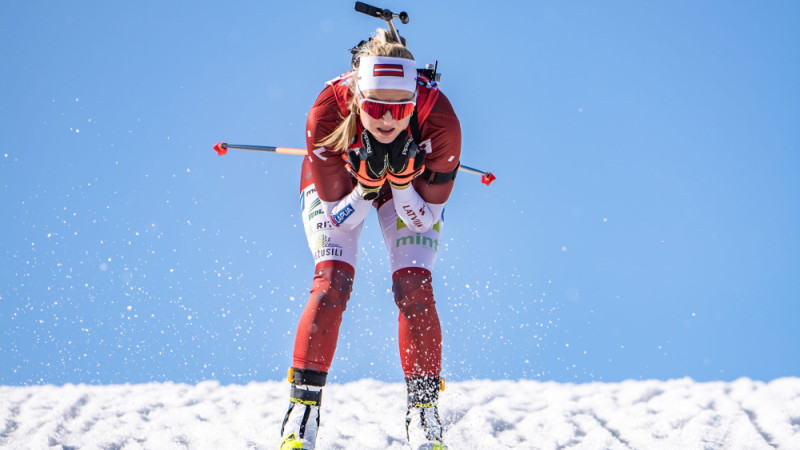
top-left (280, 27), bottom-right (461, 450)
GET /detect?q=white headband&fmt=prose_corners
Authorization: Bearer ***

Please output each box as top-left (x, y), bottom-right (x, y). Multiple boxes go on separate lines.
top-left (356, 56), bottom-right (417, 94)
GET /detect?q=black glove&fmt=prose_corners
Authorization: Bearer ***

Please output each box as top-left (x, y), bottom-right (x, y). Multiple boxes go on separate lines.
top-left (385, 130), bottom-right (426, 188)
top-left (344, 130), bottom-right (388, 189)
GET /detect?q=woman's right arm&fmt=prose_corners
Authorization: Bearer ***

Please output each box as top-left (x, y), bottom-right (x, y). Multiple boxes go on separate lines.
top-left (305, 87), bottom-right (373, 230)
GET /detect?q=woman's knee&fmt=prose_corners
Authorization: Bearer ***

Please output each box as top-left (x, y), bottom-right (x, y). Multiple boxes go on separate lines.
top-left (310, 260), bottom-right (355, 312)
top-left (392, 267), bottom-right (435, 317)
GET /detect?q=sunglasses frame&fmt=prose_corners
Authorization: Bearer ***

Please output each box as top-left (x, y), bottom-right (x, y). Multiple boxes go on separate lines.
top-left (357, 89), bottom-right (417, 120)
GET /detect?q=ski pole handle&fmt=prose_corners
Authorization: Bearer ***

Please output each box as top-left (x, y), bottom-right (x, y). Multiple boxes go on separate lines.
top-left (213, 142), bottom-right (496, 185)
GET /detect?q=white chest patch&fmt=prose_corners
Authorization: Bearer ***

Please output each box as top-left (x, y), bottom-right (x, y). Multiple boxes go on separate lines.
top-left (419, 139), bottom-right (433, 154)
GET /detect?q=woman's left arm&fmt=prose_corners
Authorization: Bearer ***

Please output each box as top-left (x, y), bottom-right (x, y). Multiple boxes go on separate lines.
top-left (391, 93), bottom-right (461, 232)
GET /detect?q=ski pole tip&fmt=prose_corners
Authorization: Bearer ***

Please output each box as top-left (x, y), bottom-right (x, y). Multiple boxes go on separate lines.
top-left (213, 142), bottom-right (228, 156)
top-left (481, 172), bottom-right (496, 186)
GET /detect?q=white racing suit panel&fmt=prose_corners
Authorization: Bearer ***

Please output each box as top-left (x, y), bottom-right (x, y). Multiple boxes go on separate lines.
top-left (323, 187), bottom-right (374, 231)
top-left (300, 185), bottom-right (363, 268)
top-left (301, 184), bottom-right (443, 273)
top-left (378, 198), bottom-right (443, 273)
top-left (390, 185), bottom-right (445, 233)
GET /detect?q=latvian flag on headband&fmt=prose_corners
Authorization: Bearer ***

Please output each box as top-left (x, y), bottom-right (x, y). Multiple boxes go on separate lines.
top-left (373, 64), bottom-right (404, 77)
top-left (357, 56), bottom-right (418, 93)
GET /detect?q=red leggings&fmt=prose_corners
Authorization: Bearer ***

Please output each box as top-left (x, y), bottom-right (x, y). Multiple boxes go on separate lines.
top-left (292, 261), bottom-right (442, 377)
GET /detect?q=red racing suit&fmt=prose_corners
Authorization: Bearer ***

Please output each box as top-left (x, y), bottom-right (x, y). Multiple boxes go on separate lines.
top-left (293, 70), bottom-right (461, 378)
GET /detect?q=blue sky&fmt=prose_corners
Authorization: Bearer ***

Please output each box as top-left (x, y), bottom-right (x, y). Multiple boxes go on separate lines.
top-left (1, 1), bottom-right (798, 386)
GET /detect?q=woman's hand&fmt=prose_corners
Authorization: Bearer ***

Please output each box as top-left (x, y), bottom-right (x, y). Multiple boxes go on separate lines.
top-left (386, 131), bottom-right (426, 188)
top-left (343, 130), bottom-right (390, 200)
top-left (344, 131), bottom-right (388, 187)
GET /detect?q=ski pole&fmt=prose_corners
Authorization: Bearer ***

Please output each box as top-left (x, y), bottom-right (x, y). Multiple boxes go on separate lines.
top-left (214, 142), bottom-right (496, 185)
top-left (213, 142), bottom-right (305, 156)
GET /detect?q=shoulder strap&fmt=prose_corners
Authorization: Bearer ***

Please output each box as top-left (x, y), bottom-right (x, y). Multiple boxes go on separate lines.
top-left (409, 111), bottom-right (423, 145)
top-left (413, 74), bottom-right (439, 124)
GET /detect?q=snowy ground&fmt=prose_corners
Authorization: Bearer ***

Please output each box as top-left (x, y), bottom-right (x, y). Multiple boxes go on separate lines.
top-left (1, 377), bottom-right (799, 449)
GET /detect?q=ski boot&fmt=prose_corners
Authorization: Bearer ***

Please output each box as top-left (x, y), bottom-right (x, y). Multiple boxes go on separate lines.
top-left (405, 376), bottom-right (447, 450)
top-left (280, 368), bottom-right (327, 450)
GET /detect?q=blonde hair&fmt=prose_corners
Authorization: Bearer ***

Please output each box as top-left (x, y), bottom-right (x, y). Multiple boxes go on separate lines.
top-left (315, 29), bottom-right (415, 152)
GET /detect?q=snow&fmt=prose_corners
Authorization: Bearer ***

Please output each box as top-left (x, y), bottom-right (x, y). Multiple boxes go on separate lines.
top-left (2, 377), bottom-right (799, 449)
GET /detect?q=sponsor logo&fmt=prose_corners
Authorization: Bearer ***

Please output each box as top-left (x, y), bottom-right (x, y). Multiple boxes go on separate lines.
top-left (307, 220), bottom-right (334, 235)
top-left (300, 188), bottom-right (318, 210)
top-left (396, 233), bottom-right (438, 252)
top-left (373, 64), bottom-right (404, 77)
top-left (401, 205), bottom-right (425, 229)
top-left (313, 235), bottom-right (343, 260)
top-left (306, 198), bottom-right (323, 220)
top-left (396, 218), bottom-right (441, 233)
top-left (330, 204), bottom-right (355, 226)
top-left (314, 247), bottom-right (344, 259)
top-left (308, 209), bottom-right (324, 220)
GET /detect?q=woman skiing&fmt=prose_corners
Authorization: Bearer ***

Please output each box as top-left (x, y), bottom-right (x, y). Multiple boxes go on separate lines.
top-left (280, 27), bottom-right (460, 450)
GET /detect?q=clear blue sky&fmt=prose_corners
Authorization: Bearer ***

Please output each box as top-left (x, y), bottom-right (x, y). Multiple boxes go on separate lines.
top-left (2, 1), bottom-right (798, 386)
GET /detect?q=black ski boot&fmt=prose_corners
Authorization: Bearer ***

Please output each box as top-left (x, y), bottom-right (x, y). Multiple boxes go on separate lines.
top-left (405, 376), bottom-right (447, 450)
top-left (280, 368), bottom-right (327, 450)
